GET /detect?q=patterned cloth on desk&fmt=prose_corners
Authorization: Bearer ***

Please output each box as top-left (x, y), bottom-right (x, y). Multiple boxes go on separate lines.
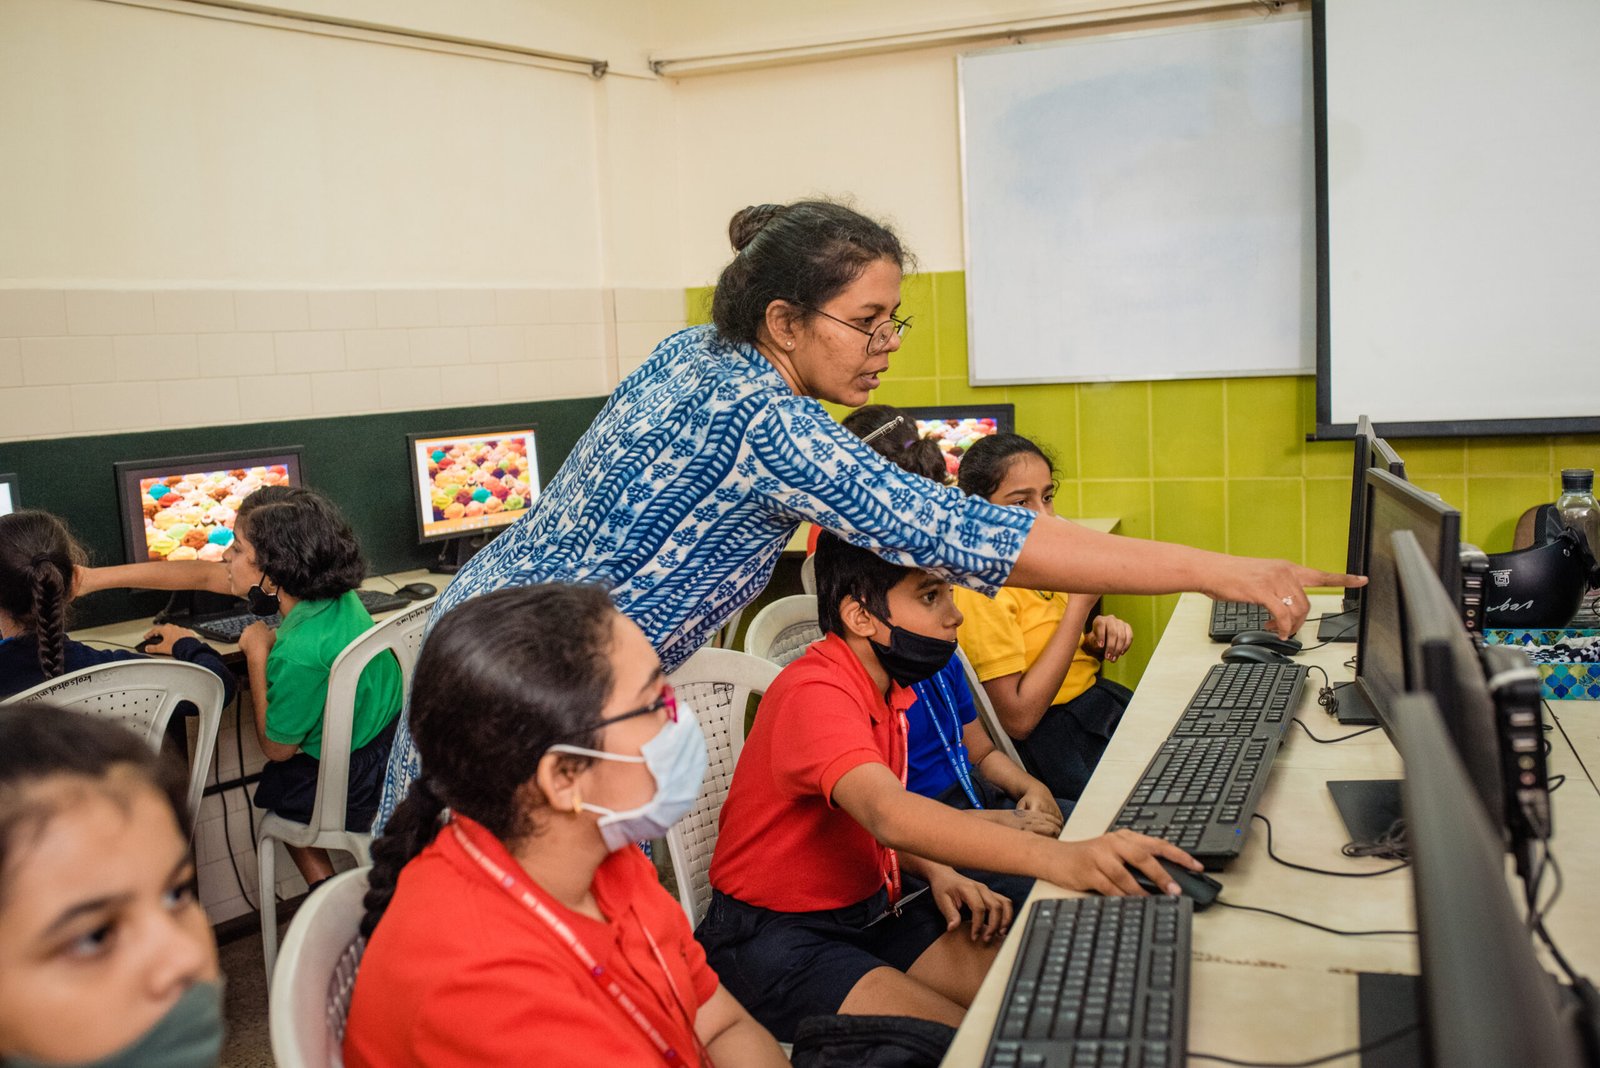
top-left (375, 324), bottom-right (1036, 831)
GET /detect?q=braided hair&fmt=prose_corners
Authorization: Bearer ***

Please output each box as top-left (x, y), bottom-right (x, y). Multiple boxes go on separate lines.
top-left (0, 512), bottom-right (88, 681)
top-left (360, 583), bottom-right (618, 937)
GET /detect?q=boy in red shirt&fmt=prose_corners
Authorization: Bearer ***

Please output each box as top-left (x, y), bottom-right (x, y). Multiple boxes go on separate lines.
top-left (699, 532), bottom-right (1200, 1041)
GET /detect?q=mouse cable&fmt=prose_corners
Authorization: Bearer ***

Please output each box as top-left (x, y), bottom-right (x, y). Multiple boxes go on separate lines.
top-left (1251, 814), bottom-right (1406, 878)
top-left (1307, 606), bottom-right (1356, 624)
top-left (1342, 819), bottom-right (1410, 863)
top-left (1292, 718), bottom-right (1378, 744)
top-left (1190, 1022), bottom-right (1419, 1068)
top-left (1548, 773), bottom-right (1567, 792)
top-left (1212, 898), bottom-right (1416, 938)
top-left (1527, 850), bottom-right (1582, 987)
top-left (218, 691), bottom-right (260, 911)
top-left (1303, 665), bottom-right (1345, 718)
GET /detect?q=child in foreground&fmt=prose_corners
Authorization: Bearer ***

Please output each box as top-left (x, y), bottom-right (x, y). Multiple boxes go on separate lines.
top-left (0, 705), bottom-right (222, 1067)
top-left (697, 532), bottom-right (1197, 1042)
top-left (345, 584), bottom-right (785, 1068)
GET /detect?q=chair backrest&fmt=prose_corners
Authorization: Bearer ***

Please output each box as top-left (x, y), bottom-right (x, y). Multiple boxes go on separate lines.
top-left (664, 647), bottom-right (781, 925)
top-left (800, 552), bottom-right (817, 595)
top-left (305, 599), bottom-right (436, 839)
top-left (269, 867), bottom-right (370, 1068)
top-left (743, 594), bottom-right (822, 667)
top-left (956, 648), bottom-right (1026, 768)
top-left (4, 658), bottom-right (227, 824)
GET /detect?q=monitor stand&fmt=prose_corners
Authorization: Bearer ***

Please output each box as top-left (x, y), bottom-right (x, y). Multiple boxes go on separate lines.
top-left (1335, 681), bottom-right (1379, 726)
top-left (1357, 972), bottom-right (1423, 1068)
top-left (1328, 779), bottom-right (1404, 847)
top-left (1316, 603), bottom-right (1359, 643)
top-left (434, 532), bottom-right (491, 574)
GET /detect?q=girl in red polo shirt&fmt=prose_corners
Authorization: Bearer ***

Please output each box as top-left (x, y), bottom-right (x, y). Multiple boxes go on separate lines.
top-left (344, 584), bottom-right (785, 1068)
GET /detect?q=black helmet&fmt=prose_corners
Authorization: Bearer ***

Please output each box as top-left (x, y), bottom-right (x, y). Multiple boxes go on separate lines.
top-left (1483, 527), bottom-right (1593, 628)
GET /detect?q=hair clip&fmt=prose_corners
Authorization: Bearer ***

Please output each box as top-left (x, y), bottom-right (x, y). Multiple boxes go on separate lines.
top-left (861, 415), bottom-right (906, 446)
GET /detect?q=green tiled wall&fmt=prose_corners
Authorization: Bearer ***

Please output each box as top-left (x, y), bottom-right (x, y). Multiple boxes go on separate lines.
top-left (688, 274), bottom-right (1600, 686)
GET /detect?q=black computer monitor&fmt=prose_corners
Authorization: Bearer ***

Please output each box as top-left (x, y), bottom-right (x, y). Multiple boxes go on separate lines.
top-left (406, 425), bottom-right (541, 571)
top-left (900, 404), bottom-right (1015, 479)
top-left (1369, 427), bottom-right (1406, 479)
top-left (1390, 691), bottom-right (1589, 1068)
top-left (113, 447), bottom-right (305, 565)
top-left (1317, 415), bottom-right (1377, 641)
top-left (0, 472), bottom-right (17, 516)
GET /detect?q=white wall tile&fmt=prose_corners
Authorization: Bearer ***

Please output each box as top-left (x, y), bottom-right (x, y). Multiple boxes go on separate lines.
top-left (154, 291), bottom-right (236, 334)
top-left (436, 289), bottom-right (496, 327)
top-left (496, 361), bottom-right (539, 399)
top-left (197, 333), bottom-right (274, 377)
top-left (21, 336), bottom-right (115, 385)
top-left (618, 353), bottom-right (650, 378)
top-left (527, 323), bottom-right (607, 361)
top-left (274, 331), bottom-right (346, 374)
top-left (235, 291), bottom-right (310, 332)
top-left (159, 377), bottom-right (242, 426)
top-left (407, 327), bottom-right (470, 367)
top-left (344, 329), bottom-right (411, 370)
top-left (617, 320), bottom-right (679, 359)
top-left (114, 334), bottom-right (200, 381)
top-left (437, 371), bottom-right (489, 406)
top-left (0, 290), bottom-right (67, 336)
top-left (374, 290), bottom-right (439, 329)
top-left (308, 290), bottom-right (377, 331)
top-left (380, 367), bottom-right (443, 410)
top-left (568, 322), bottom-right (608, 361)
top-left (468, 325), bottom-right (525, 365)
top-left (65, 290), bottom-right (155, 335)
top-left (0, 385), bottom-right (74, 439)
top-left (311, 370), bottom-right (381, 414)
top-left (614, 287), bottom-right (686, 323)
top-left (543, 357), bottom-right (612, 397)
top-left (495, 288), bottom-right (551, 325)
top-left (71, 381), bottom-right (162, 433)
top-left (0, 339), bottom-right (20, 388)
top-left (547, 288), bottom-right (605, 323)
top-left (235, 374), bottom-right (313, 419)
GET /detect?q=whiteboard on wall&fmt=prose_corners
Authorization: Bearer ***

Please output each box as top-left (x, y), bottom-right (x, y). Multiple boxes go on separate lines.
top-left (1317, 0), bottom-right (1600, 435)
top-left (958, 15), bottom-right (1313, 386)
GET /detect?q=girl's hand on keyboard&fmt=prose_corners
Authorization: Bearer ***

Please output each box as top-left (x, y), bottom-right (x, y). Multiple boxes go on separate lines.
top-left (1057, 830), bottom-right (1200, 896)
top-left (926, 866), bottom-right (1013, 942)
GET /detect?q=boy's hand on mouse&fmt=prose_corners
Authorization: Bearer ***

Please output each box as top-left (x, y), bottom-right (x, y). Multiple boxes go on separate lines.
top-left (1085, 615), bottom-right (1133, 661)
top-left (238, 621), bottom-right (276, 659)
top-left (1052, 830), bottom-right (1201, 897)
top-left (925, 866), bottom-right (1013, 943)
top-left (1014, 783), bottom-right (1064, 827)
top-left (138, 624), bottom-right (197, 656)
top-left (974, 806), bottom-right (1062, 838)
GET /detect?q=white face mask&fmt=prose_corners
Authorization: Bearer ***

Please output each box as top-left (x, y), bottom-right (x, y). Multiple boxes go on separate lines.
top-left (548, 699), bottom-right (708, 851)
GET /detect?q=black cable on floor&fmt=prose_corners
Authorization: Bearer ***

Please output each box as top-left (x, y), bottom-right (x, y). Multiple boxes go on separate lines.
top-left (1251, 814), bottom-right (1407, 878)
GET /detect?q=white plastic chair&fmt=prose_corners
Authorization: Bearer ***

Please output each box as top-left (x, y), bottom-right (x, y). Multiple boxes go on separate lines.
top-left (269, 867), bottom-right (370, 1068)
top-left (957, 648), bottom-right (1027, 768)
top-left (4, 659), bottom-right (226, 826)
top-left (742, 594), bottom-right (821, 667)
top-left (259, 598), bottom-right (435, 979)
top-left (800, 552), bottom-right (817, 595)
top-left (664, 647), bottom-right (781, 925)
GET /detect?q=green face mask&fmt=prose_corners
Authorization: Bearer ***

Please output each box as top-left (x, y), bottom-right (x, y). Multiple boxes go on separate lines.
top-left (7, 981), bottom-right (224, 1068)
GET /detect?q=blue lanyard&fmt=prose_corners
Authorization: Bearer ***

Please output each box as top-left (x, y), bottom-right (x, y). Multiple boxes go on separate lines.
top-left (920, 671), bottom-right (983, 809)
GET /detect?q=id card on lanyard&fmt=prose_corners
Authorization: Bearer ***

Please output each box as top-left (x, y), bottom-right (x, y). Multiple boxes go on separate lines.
top-left (922, 671), bottom-right (984, 809)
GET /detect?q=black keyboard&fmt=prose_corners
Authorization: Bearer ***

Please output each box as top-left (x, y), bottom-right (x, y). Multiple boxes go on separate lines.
top-left (1206, 599), bottom-right (1270, 641)
top-left (185, 589), bottom-right (415, 644)
top-left (983, 896), bottom-right (1191, 1068)
top-left (1109, 662), bottom-right (1306, 868)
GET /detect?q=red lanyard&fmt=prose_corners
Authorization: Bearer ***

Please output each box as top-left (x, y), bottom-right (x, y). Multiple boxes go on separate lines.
top-left (451, 822), bottom-right (710, 1067)
top-left (883, 704), bottom-right (910, 905)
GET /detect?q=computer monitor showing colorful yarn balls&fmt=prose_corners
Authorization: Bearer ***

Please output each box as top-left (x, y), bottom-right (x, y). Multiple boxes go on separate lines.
top-left (113, 448), bottom-right (305, 565)
top-left (407, 426), bottom-right (541, 545)
top-left (0, 472), bottom-right (18, 516)
top-left (900, 405), bottom-right (1015, 479)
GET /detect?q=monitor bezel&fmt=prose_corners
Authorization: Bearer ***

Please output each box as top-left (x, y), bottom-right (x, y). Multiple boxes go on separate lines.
top-left (0, 471), bottom-right (18, 516)
top-left (405, 424), bottom-right (542, 546)
top-left (899, 404), bottom-right (1016, 437)
top-left (1340, 415), bottom-right (1376, 607)
top-left (113, 447), bottom-right (306, 566)
top-left (1370, 426), bottom-right (1407, 479)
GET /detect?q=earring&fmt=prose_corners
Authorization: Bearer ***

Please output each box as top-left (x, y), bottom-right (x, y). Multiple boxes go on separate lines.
top-left (785, 340), bottom-right (793, 349)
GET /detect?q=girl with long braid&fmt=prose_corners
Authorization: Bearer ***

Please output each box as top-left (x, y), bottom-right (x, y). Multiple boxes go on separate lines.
top-left (344, 584), bottom-right (785, 1068)
top-left (0, 511), bottom-right (233, 703)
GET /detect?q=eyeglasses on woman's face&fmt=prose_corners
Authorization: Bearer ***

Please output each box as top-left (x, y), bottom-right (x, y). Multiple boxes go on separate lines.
top-left (555, 682), bottom-right (679, 742)
top-left (793, 302), bottom-right (913, 356)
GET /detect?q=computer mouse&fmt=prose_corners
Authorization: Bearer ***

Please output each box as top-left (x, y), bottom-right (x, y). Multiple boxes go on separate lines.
top-left (397, 582), bottom-right (438, 600)
top-left (1220, 644), bottom-right (1294, 666)
top-left (1125, 858), bottom-right (1222, 911)
top-left (134, 635), bottom-right (159, 653)
top-left (1230, 629), bottom-right (1303, 655)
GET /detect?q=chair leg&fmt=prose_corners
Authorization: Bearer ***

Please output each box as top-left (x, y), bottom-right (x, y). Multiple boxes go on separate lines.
top-left (258, 835), bottom-right (278, 981)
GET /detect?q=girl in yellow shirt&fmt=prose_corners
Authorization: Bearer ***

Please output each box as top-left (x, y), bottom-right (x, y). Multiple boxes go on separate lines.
top-left (953, 434), bottom-right (1134, 800)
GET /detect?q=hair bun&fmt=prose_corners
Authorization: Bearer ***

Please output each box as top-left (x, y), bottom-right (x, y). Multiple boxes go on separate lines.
top-left (728, 204), bottom-right (786, 252)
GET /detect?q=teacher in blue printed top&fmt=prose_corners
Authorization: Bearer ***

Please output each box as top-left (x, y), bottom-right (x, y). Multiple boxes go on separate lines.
top-left (376, 200), bottom-right (1362, 828)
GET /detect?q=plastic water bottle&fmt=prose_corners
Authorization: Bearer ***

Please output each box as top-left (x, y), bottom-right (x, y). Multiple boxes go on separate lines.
top-left (1556, 469), bottom-right (1600, 586)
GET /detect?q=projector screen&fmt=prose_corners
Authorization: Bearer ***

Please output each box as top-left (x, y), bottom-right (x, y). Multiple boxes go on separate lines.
top-left (1315, 0), bottom-right (1600, 436)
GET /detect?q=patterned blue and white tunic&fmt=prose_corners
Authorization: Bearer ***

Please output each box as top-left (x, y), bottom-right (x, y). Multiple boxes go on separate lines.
top-left (376, 324), bottom-right (1036, 827)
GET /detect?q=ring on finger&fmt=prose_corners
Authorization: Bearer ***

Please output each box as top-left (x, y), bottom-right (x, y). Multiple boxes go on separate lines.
top-left (1280, 596), bottom-right (1295, 607)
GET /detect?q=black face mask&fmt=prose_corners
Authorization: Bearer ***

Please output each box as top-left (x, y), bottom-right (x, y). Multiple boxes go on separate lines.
top-left (869, 624), bottom-right (958, 687)
top-left (245, 582), bottom-right (280, 616)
